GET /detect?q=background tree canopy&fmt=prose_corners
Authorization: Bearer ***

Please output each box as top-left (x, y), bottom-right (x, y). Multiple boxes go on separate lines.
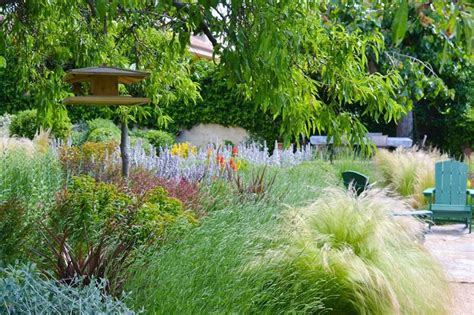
top-left (325, 0), bottom-right (472, 154)
top-left (0, 0), bottom-right (472, 152)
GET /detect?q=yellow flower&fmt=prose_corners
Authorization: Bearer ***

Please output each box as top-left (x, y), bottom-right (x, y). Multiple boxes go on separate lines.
top-left (171, 144), bottom-right (179, 156)
top-left (170, 142), bottom-right (197, 158)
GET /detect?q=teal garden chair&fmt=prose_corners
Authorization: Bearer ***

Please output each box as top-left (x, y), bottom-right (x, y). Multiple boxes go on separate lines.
top-left (342, 170), bottom-right (432, 219)
top-left (341, 170), bottom-right (369, 196)
top-left (423, 160), bottom-right (473, 233)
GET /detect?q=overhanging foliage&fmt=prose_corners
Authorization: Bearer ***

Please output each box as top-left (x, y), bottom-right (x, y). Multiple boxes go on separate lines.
top-left (0, 0), bottom-right (471, 151)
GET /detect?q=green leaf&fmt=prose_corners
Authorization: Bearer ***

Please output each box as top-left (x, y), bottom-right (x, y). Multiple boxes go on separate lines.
top-left (95, 0), bottom-right (107, 19)
top-left (0, 56), bottom-right (5, 68)
top-left (391, 0), bottom-right (408, 47)
top-left (461, 12), bottom-right (473, 54)
top-left (445, 13), bottom-right (457, 39)
top-left (439, 41), bottom-right (448, 73)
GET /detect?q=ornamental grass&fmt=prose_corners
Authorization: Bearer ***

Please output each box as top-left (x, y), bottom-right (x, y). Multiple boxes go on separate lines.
top-left (250, 188), bottom-right (450, 314)
top-left (125, 163), bottom-right (450, 314)
top-left (374, 146), bottom-right (448, 208)
top-left (124, 161), bottom-right (338, 313)
top-left (0, 145), bottom-right (63, 217)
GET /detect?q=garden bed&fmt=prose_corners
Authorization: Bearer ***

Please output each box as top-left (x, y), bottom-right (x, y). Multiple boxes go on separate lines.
top-left (0, 135), bottom-right (456, 314)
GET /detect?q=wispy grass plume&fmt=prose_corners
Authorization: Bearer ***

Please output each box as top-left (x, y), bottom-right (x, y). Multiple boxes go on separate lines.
top-left (374, 146), bottom-right (448, 207)
top-left (250, 188), bottom-right (450, 314)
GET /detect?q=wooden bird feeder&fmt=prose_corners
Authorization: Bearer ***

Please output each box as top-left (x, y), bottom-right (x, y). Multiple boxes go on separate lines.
top-left (63, 66), bottom-right (151, 179)
top-left (63, 66), bottom-right (150, 105)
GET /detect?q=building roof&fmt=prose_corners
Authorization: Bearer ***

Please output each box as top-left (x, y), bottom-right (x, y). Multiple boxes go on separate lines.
top-left (189, 36), bottom-right (214, 59)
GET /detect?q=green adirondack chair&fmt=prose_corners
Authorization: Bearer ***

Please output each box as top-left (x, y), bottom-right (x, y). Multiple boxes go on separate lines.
top-left (423, 160), bottom-right (474, 233)
top-left (342, 170), bottom-right (370, 196)
top-left (342, 170), bottom-right (433, 219)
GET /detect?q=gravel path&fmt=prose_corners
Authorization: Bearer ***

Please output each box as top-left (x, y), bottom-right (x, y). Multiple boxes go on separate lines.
top-left (425, 224), bottom-right (474, 315)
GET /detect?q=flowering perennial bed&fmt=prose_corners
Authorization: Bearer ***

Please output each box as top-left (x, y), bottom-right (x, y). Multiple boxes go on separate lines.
top-left (52, 140), bottom-right (315, 182)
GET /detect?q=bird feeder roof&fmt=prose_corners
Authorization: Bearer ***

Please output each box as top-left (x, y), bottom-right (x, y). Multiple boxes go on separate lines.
top-left (64, 66), bottom-right (150, 84)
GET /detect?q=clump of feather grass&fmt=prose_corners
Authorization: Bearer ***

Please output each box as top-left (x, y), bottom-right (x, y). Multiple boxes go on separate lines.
top-left (0, 130), bottom-right (51, 155)
top-left (0, 136), bottom-right (35, 155)
top-left (374, 146), bottom-right (448, 208)
top-left (248, 187), bottom-right (450, 314)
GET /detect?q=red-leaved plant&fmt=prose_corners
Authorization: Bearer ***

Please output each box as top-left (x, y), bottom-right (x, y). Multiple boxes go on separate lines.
top-left (115, 168), bottom-right (204, 217)
top-left (234, 166), bottom-right (277, 201)
top-left (33, 223), bottom-right (133, 295)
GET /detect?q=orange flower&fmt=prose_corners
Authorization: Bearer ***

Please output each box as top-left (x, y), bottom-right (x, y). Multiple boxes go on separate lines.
top-left (207, 148), bottom-right (213, 159)
top-left (229, 158), bottom-right (238, 172)
top-left (217, 155), bottom-right (225, 168)
top-left (232, 146), bottom-right (238, 157)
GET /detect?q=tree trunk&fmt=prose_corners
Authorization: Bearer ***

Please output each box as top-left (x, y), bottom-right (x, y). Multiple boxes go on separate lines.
top-left (120, 121), bottom-right (129, 178)
top-left (396, 110), bottom-right (414, 138)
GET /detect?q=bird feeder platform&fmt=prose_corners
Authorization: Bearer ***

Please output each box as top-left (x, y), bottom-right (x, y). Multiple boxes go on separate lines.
top-left (63, 95), bottom-right (150, 105)
top-left (64, 66), bottom-right (150, 85)
top-left (62, 65), bottom-right (151, 179)
top-left (63, 66), bottom-right (150, 105)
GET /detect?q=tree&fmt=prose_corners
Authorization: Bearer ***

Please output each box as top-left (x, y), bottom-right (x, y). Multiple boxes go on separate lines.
top-left (322, 0), bottom-right (473, 152)
top-left (0, 1), bottom-right (199, 128)
top-left (1, 0), bottom-right (468, 150)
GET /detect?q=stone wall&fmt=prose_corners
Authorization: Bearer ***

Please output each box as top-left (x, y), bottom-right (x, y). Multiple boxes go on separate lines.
top-left (176, 123), bottom-right (250, 146)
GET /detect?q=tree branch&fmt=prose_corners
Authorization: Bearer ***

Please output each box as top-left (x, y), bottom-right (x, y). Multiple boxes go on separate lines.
top-left (86, 0), bottom-right (96, 18)
top-left (385, 51), bottom-right (438, 77)
top-left (197, 21), bottom-right (218, 46)
top-left (172, 0), bottom-right (218, 47)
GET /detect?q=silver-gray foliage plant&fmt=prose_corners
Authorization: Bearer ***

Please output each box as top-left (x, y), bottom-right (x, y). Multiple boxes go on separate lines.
top-left (51, 139), bottom-right (315, 183)
top-left (0, 263), bottom-right (136, 314)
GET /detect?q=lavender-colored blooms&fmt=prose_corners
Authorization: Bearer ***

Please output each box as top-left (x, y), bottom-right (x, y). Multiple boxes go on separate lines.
top-left (51, 139), bottom-right (315, 183)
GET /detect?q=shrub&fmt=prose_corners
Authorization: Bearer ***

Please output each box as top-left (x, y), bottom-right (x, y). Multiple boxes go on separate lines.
top-left (86, 118), bottom-right (119, 134)
top-left (48, 175), bottom-right (197, 251)
top-left (143, 130), bottom-right (174, 149)
top-left (87, 127), bottom-right (121, 142)
top-left (59, 141), bottom-right (120, 182)
top-left (48, 175), bottom-right (131, 244)
top-left (159, 179), bottom-right (202, 214)
top-left (71, 129), bottom-right (88, 146)
top-left (374, 147), bottom-right (448, 207)
top-left (9, 109), bottom-right (72, 139)
top-left (9, 109), bottom-right (38, 139)
top-left (35, 223), bottom-right (134, 295)
top-left (0, 263), bottom-right (136, 314)
top-left (131, 187), bottom-right (197, 244)
top-left (119, 168), bottom-right (202, 213)
top-left (250, 188), bottom-right (449, 314)
top-left (42, 176), bottom-right (133, 294)
top-left (130, 136), bottom-right (152, 154)
top-left (41, 175), bottom-right (197, 292)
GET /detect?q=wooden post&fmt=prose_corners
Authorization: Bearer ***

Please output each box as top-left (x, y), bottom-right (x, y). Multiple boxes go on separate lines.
top-left (120, 121), bottom-right (129, 178)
